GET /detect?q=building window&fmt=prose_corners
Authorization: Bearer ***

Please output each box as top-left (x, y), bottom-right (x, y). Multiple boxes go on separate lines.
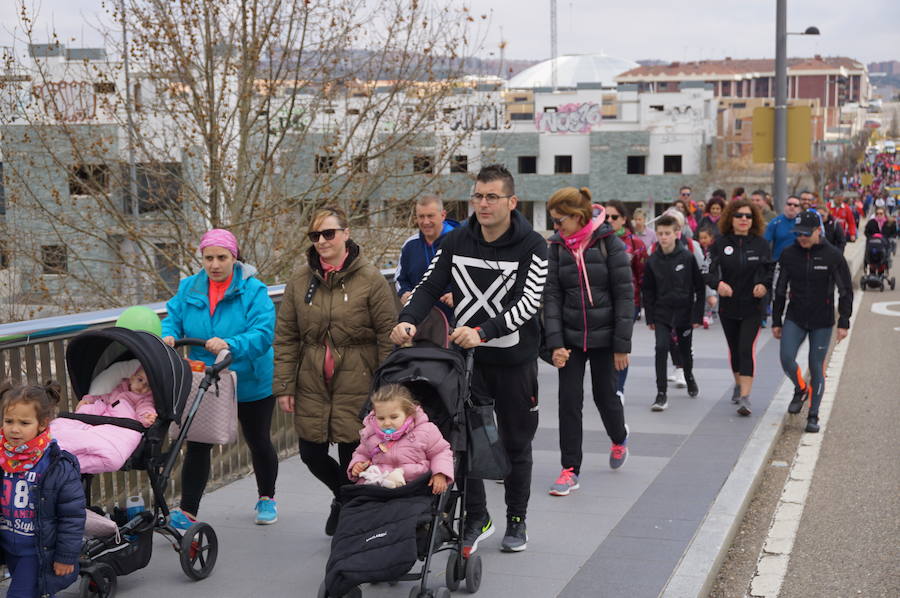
top-left (0, 240), bottom-right (9, 270)
top-left (450, 155), bottom-right (468, 173)
top-left (627, 155), bottom-right (646, 175)
top-left (351, 156), bottom-right (368, 174)
top-left (518, 156), bottom-right (537, 174)
top-left (154, 243), bottom-right (180, 299)
top-left (0, 161), bottom-right (5, 215)
top-left (93, 82), bottom-right (116, 94)
top-left (413, 155), bottom-right (434, 174)
top-left (69, 164), bottom-right (110, 196)
top-left (510, 112), bottom-right (533, 121)
top-left (41, 245), bottom-right (68, 274)
top-left (735, 119), bottom-right (743, 131)
top-left (554, 155), bottom-right (572, 174)
top-left (650, 105), bottom-right (664, 112)
top-left (315, 155), bottom-right (336, 174)
top-left (544, 106), bottom-right (557, 113)
top-left (347, 108), bottom-right (360, 115)
top-left (126, 162), bottom-right (182, 213)
top-left (663, 155), bottom-right (683, 174)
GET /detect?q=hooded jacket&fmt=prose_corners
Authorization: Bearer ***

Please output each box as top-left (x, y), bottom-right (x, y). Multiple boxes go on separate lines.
top-left (704, 233), bottom-right (774, 319)
top-left (0, 441), bottom-right (85, 597)
top-left (395, 219), bottom-right (460, 296)
top-left (272, 240), bottom-right (397, 444)
top-left (772, 240), bottom-right (852, 330)
top-left (398, 211), bottom-right (548, 366)
top-left (642, 243), bottom-right (705, 328)
top-left (544, 223), bottom-right (634, 353)
top-left (162, 262), bottom-right (275, 402)
top-left (347, 406), bottom-right (454, 484)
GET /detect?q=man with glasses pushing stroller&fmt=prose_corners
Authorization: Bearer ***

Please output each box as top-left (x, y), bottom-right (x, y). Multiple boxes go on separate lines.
top-left (391, 164), bottom-right (548, 555)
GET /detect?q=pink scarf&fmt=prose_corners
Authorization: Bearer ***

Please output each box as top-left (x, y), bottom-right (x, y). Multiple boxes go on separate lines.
top-left (319, 250), bottom-right (349, 384)
top-left (560, 205), bottom-right (605, 306)
top-left (875, 216), bottom-right (887, 229)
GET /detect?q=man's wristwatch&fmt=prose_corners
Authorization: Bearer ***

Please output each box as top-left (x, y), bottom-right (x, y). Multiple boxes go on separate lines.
top-left (475, 327), bottom-right (487, 343)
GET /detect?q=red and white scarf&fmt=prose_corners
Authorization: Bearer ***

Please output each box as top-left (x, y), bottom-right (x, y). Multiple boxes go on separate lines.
top-left (0, 429), bottom-right (52, 474)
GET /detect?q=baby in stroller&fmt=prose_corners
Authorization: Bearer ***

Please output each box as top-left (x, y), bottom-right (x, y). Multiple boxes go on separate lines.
top-left (50, 361), bottom-right (156, 474)
top-left (861, 233), bottom-right (896, 291)
top-left (348, 384), bottom-right (453, 493)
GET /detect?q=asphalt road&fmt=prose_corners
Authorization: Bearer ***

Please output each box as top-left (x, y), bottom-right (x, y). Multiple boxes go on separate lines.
top-left (778, 284), bottom-right (900, 597)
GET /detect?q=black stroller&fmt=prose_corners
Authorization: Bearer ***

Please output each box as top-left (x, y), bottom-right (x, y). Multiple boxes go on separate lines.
top-left (318, 342), bottom-right (487, 598)
top-left (860, 234), bottom-right (895, 291)
top-left (59, 328), bottom-right (231, 597)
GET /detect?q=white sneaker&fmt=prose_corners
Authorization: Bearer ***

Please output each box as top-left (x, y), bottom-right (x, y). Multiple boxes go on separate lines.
top-left (673, 368), bottom-right (687, 388)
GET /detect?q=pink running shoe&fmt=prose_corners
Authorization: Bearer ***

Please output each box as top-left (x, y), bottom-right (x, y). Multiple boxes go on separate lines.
top-left (548, 467), bottom-right (580, 496)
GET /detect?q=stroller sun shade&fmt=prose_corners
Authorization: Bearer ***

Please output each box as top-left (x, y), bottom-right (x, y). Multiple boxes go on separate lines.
top-left (65, 328), bottom-right (192, 422)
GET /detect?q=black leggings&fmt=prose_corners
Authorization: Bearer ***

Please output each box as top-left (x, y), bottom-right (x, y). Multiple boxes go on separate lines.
top-left (655, 324), bottom-right (693, 392)
top-left (720, 315), bottom-right (762, 377)
top-left (180, 395), bottom-right (279, 516)
top-left (298, 440), bottom-right (358, 497)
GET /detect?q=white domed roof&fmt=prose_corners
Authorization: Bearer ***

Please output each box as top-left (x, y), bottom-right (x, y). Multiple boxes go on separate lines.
top-left (507, 53), bottom-right (639, 88)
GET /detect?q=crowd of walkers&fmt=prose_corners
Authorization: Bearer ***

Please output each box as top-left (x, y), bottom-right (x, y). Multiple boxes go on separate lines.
top-left (1, 154), bottom-right (881, 595)
top-left (156, 162), bottom-right (866, 556)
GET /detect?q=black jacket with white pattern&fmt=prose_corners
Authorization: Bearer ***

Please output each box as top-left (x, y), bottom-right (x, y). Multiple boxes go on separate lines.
top-left (399, 210), bottom-right (548, 366)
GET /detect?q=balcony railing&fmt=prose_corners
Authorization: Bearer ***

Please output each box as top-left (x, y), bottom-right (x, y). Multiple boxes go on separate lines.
top-left (0, 271), bottom-right (393, 511)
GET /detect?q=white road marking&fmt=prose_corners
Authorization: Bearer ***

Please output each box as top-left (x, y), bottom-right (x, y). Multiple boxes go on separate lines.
top-left (747, 287), bottom-right (864, 597)
top-left (870, 300), bottom-right (900, 317)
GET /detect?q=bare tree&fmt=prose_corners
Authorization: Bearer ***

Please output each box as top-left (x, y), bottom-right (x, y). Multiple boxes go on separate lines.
top-left (1, 0), bottom-right (494, 314)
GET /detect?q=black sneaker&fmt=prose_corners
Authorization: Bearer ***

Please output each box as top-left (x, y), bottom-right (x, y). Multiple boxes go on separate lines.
top-left (787, 386), bottom-right (806, 414)
top-left (737, 396), bottom-right (752, 416)
top-left (500, 516), bottom-right (527, 552)
top-left (325, 499), bottom-right (341, 537)
top-left (462, 512), bottom-right (494, 558)
top-left (805, 415), bottom-right (820, 433)
top-left (731, 385), bottom-right (741, 404)
top-left (651, 392), bottom-right (668, 411)
top-left (685, 374), bottom-right (699, 398)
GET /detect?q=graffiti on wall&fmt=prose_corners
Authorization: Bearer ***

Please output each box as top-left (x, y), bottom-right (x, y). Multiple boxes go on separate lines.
top-left (448, 105), bottom-right (509, 131)
top-left (536, 102), bottom-right (601, 134)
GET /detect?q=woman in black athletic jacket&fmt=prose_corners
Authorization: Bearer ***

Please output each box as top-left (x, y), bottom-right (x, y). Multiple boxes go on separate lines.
top-left (704, 199), bottom-right (774, 416)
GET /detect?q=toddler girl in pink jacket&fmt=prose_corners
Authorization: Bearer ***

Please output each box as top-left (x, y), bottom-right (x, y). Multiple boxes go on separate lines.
top-left (348, 384), bottom-right (454, 495)
top-left (50, 366), bottom-right (157, 473)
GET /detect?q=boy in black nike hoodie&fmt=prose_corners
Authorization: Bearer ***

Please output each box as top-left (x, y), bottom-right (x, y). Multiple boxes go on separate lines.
top-left (643, 215), bottom-right (705, 411)
top-left (391, 165), bottom-right (547, 555)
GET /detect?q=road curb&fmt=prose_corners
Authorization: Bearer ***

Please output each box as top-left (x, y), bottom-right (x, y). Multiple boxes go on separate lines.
top-left (662, 232), bottom-right (867, 598)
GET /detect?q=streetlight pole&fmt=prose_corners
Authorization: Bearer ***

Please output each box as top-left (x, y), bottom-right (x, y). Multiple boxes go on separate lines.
top-left (773, 0), bottom-right (788, 213)
top-left (774, 0), bottom-right (819, 213)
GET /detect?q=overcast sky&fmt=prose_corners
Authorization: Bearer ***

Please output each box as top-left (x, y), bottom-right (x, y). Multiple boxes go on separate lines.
top-left (2, 0), bottom-right (897, 65)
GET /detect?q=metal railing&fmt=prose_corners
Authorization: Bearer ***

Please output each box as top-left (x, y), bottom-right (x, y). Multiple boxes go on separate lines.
top-left (0, 272), bottom-right (393, 511)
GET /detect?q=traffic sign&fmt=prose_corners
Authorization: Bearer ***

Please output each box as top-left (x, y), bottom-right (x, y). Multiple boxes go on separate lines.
top-left (752, 106), bottom-right (812, 164)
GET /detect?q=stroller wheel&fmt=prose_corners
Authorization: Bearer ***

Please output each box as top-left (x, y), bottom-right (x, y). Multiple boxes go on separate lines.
top-left (408, 586), bottom-right (426, 598)
top-left (179, 522), bottom-right (218, 580)
top-left (464, 553), bottom-right (483, 593)
top-left (445, 548), bottom-right (463, 591)
top-left (860, 276), bottom-right (867, 290)
top-left (891, 277), bottom-right (896, 290)
top-left (79, 563), bottom-right (117, 598)
top-left (434, 587), bottom-right (452, 598)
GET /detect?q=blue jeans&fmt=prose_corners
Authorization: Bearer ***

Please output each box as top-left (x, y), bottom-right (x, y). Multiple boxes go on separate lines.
top-left (779, 319), bottom-right (832, 417)
top-left (616, 306), bottom-right (642, 393)
top-left (6, 553), bottom-right (45, 598)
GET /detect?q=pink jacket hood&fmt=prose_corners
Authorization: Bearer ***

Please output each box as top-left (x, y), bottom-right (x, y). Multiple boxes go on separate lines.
top-left (348, 405), bottom-right (454, 484)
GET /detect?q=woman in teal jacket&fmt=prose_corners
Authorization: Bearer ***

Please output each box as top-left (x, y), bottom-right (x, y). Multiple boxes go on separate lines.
top-left (161, 229), bottom-right (278, 528)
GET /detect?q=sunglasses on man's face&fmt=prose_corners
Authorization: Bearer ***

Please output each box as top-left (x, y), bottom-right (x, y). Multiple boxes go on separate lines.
top-left (308, 228), bottom-right (345, 243)
top-left (733, 212), bottom-right (754, 220)
top-left (681, 192), bottom-right (692, 196)
top-left (786, 202), bottom-right (800, 208)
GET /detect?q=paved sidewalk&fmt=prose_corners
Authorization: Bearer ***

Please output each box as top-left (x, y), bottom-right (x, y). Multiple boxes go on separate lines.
top-left (47, 319), bottom-right (787, 598)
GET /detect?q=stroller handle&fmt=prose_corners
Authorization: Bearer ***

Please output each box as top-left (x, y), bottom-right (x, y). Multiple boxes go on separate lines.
top-left (172, 338), bottom-right (234, 375)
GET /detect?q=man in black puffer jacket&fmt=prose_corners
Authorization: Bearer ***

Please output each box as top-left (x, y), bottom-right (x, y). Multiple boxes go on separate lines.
top-left (642, 215), bottom-right (705, 411)
top-left (542, 188), bottom-right (634, 498)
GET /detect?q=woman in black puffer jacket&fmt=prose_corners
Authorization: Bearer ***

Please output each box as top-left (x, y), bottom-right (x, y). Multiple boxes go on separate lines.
top-left (543, 187), bottom-right (635, 496)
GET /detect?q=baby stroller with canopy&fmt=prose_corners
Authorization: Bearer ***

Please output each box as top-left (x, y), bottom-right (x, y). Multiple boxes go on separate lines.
top-left (860, 234), bottom-right (895, 291)
top-left (319, 312), bottom-right (490, 598)
top-left (59, 328), bottom-right (231, 597)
